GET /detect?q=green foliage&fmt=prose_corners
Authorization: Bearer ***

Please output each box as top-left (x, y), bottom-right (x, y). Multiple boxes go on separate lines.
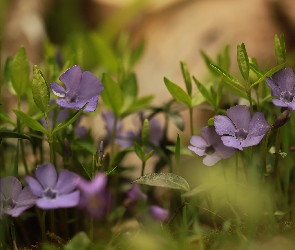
top-left (180, 61), bottom-right (192, 96)
top-left (133, 173), bottom-right (190, 192)
top-left (274, 34), bottom-right (286, 65)
top-left (64, 232), bottom-right (91, 250)
top-left (237, 43), bottom-right (250, 81)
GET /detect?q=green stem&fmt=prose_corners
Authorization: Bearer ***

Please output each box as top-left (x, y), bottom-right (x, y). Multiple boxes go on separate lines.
top-left (44, 113), bottom-right (54, 163)
top-left (246, 88), bottom-right (253, 115)
top-left (189, 107), bottom-right (194, 136)
top-left (41, 210), bottom-right (47, 242)
top-left (274, 127), bottom-right (283, 181)
top-left (261, 130), bottom-right (271, 180)
top-left (110, 115), bottom-right (118, 158)
top-left (141, 160), bottom-right (146, 176)
top-left (20, 140), bottom-right (29, 174)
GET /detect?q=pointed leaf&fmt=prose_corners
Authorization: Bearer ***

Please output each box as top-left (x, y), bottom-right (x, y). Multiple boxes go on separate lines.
top-left (237, 43), bottom-right (249, 81)
top-left (12, 109), bottom-right (47, 134)
top-left (52, 103), bottom-right (88, 135)
top-left (4, 57), bottom-right (16, 95)
top-left (210, 64), bottom-right (245, 88)
top-left (144, 150), bottom-right (154, 162)
top-left (164, 77), bottom-right (191, 107)
top-left (191, 91), bottom-right (206, 107)
top-left (32, 65), bottom-right (50, 113)
top-left (141, 118), bottom-right (149, 146)
top-left (0, 110), bottom-right (15, 126)
top-left (0, 131), bottom-right (33, 144)
top-left (274, 34), bottom-right (286, 65)
top-left (101, 73), bottom-right (124, 116)
top-left (180, 61), bottom-right (192, 96)
top-left (134, 142), bottom-right (144, 161)
top-left (133, 173), bottom-right (190, 192)
top-left (121, 73), bottom-right (138, 110)
top-left (200, 51), bottom-right (219, 76)
top-left (64, 232), bottom-right (91, 250)
top-left (192, 77), bottom-right (213, 106)
top-left (10, 46), bottom-right (30, 97)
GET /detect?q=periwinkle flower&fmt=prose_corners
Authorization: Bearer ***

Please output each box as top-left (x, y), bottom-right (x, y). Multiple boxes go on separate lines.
top-left (214, 105), bottom-right (270, 151)
top-left (25, 163), bottom-right (80, 209)
top-left (0, 176), bottom-right (37, 218)
top-left (50, 65), bottom-right (104, 112)
top-left (77, 173), bottom-right (108, 219)
top-left (188, 126), bottom-right (236, 166)
top-left (149, 205), bottom-right (170, 222)
top-left (266, 68), bottom-right (295, 110)
top-left (127, 183), bottom-right (147, 202)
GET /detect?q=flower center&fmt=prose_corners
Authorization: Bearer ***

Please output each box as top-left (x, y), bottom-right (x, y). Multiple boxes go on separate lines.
top-left (43, 187), bottom-right (58, 200)
top-left (66, 94), bottom-right (78, 103)
top-left (234, 128), bottom-right (248, 141)
top-left (205, 145), bottom-right (215, 155)
top-left (280, 91), bottom-right (295, 104)
top-left (2, 197), bottom-right (17, 211)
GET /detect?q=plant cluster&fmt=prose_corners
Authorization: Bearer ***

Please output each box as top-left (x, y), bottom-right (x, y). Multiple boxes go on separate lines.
top-left (0, 33), bottom-right (295, 249)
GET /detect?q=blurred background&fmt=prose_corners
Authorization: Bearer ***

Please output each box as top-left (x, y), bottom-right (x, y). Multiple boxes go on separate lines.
top-left (1, 0), bottom-right (295, 168)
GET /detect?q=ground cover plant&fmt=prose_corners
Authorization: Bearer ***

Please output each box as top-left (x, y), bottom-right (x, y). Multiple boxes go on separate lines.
top-left (1, 33), bottom-right (295, 249)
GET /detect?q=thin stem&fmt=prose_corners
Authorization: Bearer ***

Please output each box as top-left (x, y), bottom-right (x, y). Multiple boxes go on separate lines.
top-left (110, 115), bottom-right (118, 158)
top-left (44, 113), bottom-right (54, 163)
top-left (189, 107), bottom-right (194, 136)
top-left (274, 127), bottom-right (283, 181)
top-left (261, 129), bottom-right (271, 180)
top-left (141, 160), bottom-right (146, 176)
top-left (20, 140), bottom-right (29, 174)
top-left (41, 210), bottom-right (47, 242)
top-left (246, 88), bottom-right (253, 115)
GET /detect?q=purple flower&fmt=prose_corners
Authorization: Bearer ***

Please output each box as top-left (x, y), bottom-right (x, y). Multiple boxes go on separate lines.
top-left (25, 163), bottom-right (80, 209)
top-left (266, 68), bottom-right (295, 110)
top-left (127, 183), bottom-right (147, 202)
top-left (188, 126), bottom-right (236, 166)
top-left (0, 176), bottom-right (37, 218)
top-left (149, 205), bottom-right (170, 222)
top-left (77, 173), bottom-right (108, 219)
top-left (50, 65), bottom-right (104, 112)
top-left (214, 105), bottom-right (270, 151)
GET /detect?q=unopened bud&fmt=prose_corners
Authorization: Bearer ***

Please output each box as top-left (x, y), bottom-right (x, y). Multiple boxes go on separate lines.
top-left (272, 109), bottom-right (291, 129)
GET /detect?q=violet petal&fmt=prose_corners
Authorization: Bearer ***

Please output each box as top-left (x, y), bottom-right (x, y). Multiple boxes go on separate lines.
top-left (226, 105), bottom-right (251, 130)
top-left (214, 116), bottom-right (236, 136)
top-left (221, 136), bottom-right (243, 151)
top-left (50, 82), bottom-right (66, 97)
top-left (59, 65), bottom-right (82, 92)
top-left (55, 170), bottom-right (80, 195)
top-left (35, 163), bottom-right (57, 189)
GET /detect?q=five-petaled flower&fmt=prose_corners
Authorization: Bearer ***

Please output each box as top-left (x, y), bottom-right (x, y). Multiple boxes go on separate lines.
top-left (266, 68), bottom-right (295, 110)
top-left (77, 173), bottom-right (108, 219)
top-left (25, 162), bottom-right (80, 209)
top-left (50, 65), bottom-right (104, 112)
top-left (0, 176), bottom-right (37, 218)
top-left (214, 105), bottom-right (270, 151)
top-left (188, 126), bottom-right (236, 166)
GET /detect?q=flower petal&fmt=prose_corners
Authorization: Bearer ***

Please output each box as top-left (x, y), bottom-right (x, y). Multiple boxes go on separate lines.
top-left (271, 68), bottom-right (295, 92)
top-left (36, 191), bottom-right (80, 209)
top-left (127, 183), bottom-right (147, 201)
top-left (226, 105), bottom-right (250, 130)
top-left (35, 163), bottom-right (57, 189)
top-left (76, 71), bottom-right (104, 100)
top-left (203, 154), bottom-right (222, 166)
top-left (215, 142), bottom-right (236, 159)
top-left (55, 170), bottom-right (80, 195)
top-left (59, 65), bottom-right (82, 92)
top-left (241, 134), bottom-right (265, 148)
top-left (288, 101), bottom-right (295, 110)
top-left (266, 78), bottom-right (281, 97)
top-left (25, 176), bottom-right (43, 197)
top-left (0, 176), bottom-right (22, 201)
top-left (189, 135), bottom-right (208, 148)
top-left (78, 173), bottom-right (107, 195)
top-left (248, 112), bottom-right (270, 137)
top-left (50, 82), bottom-right (66, 97)
top-left (201, 126), bottom-right (221, 145)
top-left (149, 205), bottom-right (169, 222)
top-left (214, 115), bottom-right (236, 136)
top-left (188, 145), bottom-right (206, 156)
top-left (221, 136), bottom-right (243, 150)
top-left (272, 98), bottom-right (288, 108)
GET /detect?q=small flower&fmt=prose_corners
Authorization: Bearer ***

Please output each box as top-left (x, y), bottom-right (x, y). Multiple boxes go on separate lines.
top-left (25, 163), bottom-right (80, 209)
top-left (127, 183), bottom-right (147, 202)
top-left (266, 68), bottom-right (295, 110)
top-left (77, 173), bottom-right (108, 219)
top-left (272, 109), bottom-right (291, 129)
top-left (214, 105), bottom-right (270, 150)
top-left (0, 176), bottom-right (37, 218)
top-left (50, 65), bottom-right (104, 112)
top-left (149, 205), bottom-right (170, 222)
top-left (188, 126), bottom-right (236, 166)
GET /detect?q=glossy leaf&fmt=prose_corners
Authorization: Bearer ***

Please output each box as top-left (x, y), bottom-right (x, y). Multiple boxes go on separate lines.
top-left (237, 43), bottom-right (249, 81)
top-left (133, 173), bottom-right (190, 192)
top-left (164, 77), bottom-right (191, 107)
top-left (180, 61), bottom-right (192, 96)
top-left (12, 109), bottom-right (47, 134)
top-left (101, 73), bottom-right (124, 116)
top-left (10, 46), bottom-right (30, 97)
top-left (193, 77), bottom-right (213, 106)
top-left (32, 65), bottom-right (50, 113)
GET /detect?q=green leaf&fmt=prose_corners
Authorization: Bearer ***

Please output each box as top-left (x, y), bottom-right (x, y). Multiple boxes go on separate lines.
top-left (101, 73), bottom-right (124, 116)
top-left (64, 232), bottom-right (91, 250)
top-left (144, 150), bottom-right (154, 162)
top-left (180, 61), bottom-right (192, 96)
top-left (210, 64), bottom-right (245, 89)
top-left (192, 77), bottom-right (213, 106)
top-left (133, 173), bottom-right (190, 192)
top-left (218, 45), bottom-right (230, 71)
top-left (182, 183), bottom-right (217, 197)
top-left (10, 46), bottom-right (30, 97)
top-left (4, 57), bottom-right (16, 95)
top-left (250, 63), bottom-right (286, 89)
top-left (0, 131), bottom-right (33, 144)
top-left (0, 110), bottom-right (15, 126)
top-left (32, 65), bottom-right (50, 113)
top-left (166, 146), bottom-right (194, 156)
top-left (141, 118), bottom-right (149, 146)
top-left (130, 38), bottom-right (145, 67)
top-left (52, 103), bottom-right (88, 135)
top-left (12, 109), bottom-right (47, 134)
top-left (274, 34), bottom-right (286, 65)
top-left (122, 95), bottom-right (153, 116)
top-left (121, 73), bottom-right (138, 110)
top-left (164, 77), bottom-right (191, 107)
top-left (237, 43), bottom-right (249, 81)
top-left (111, 148), bottom-right (133, 167)
top-left (134, 142), bottom-right (144, 161)
top-left (191, 91), bottom-right (206, 107)
top-left (208, 117), bottom-right (214, 126)
top-left (220, 78), bottom-right (249, 101)
top-left (200, 50), bottom-right (219, 76)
